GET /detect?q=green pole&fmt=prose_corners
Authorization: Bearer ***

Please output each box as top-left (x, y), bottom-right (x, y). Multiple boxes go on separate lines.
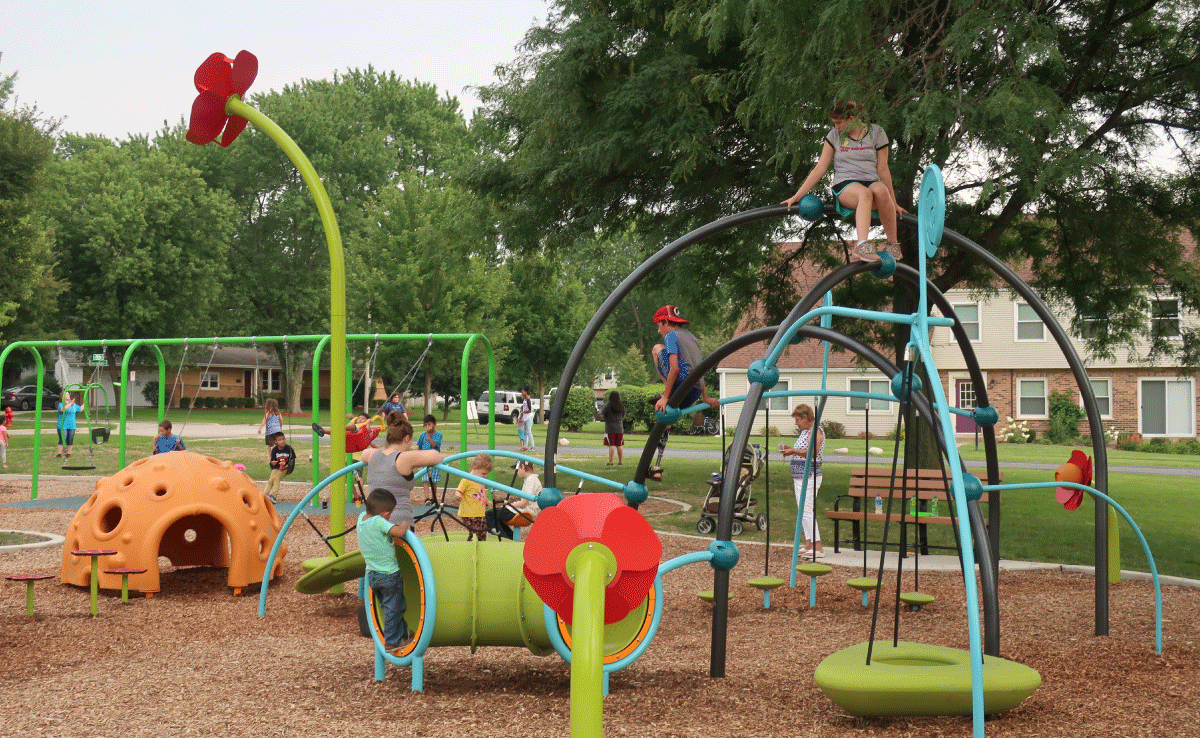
top-left (227, 96), bottom-right (348, 556)
top-left (566, 544), bottom-right (611, 738)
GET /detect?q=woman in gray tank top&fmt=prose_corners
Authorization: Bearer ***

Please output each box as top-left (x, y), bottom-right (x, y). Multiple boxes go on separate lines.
top-left (361, 413), bottom-right (444, 528)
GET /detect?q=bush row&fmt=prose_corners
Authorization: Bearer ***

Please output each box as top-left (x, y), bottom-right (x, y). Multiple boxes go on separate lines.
top-left (178, 396), bottom-right (258, 409)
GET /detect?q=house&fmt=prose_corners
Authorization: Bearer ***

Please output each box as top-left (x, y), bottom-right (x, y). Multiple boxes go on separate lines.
top-left (54, 346), bottom-right (337, 410)
top-left (717, 242), bottom-right (1198, 441)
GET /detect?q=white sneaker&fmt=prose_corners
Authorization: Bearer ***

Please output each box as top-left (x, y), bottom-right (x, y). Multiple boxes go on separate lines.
top-left (850, 240), bottom-right (882, 264)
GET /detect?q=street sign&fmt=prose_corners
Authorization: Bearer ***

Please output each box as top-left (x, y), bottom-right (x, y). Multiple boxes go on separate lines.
top-left (89, 354), bottom-right (108, 366)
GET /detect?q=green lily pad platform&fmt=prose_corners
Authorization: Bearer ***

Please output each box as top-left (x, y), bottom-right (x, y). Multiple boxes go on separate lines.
top-left (814, 640), bottom-right (1040, 717)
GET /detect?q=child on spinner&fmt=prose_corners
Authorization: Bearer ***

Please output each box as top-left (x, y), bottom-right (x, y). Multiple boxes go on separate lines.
top-left (152, 419), bottom-right (187, 454)
top-left (781, 99), bottom-right (906, 264)
top-left (455, 452), bottom-right (494, 541)
top-left (358, 488), bottom-right (413, 653)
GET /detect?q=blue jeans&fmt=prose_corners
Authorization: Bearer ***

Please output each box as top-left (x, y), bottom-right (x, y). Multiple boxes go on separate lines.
top-left (368, 570), bottom-right (408, 648)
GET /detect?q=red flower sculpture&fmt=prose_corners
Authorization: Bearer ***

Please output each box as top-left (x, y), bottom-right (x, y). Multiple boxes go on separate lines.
top-left (1054, 449), bottom-right (1092, 510)
top-left (186, 50), bottom-right (258, 146)
top-left (523, 493), bottom-right (661, 625)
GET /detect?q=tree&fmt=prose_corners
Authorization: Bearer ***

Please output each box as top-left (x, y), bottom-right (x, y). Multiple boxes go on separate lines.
top-left (346, 177), bottom-right (510, 416)
top-left (474, 0), bottom-right (1200, 365)
top-left (41, 138), bottom-right (236, 340)
top-left (0, 66), bottom-right (65, 378)
top-left (499, 252), bottom-right (595, 420)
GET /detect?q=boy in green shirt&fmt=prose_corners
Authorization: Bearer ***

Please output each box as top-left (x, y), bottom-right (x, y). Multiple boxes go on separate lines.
top-left (358, 489), bottom-right (413, 653)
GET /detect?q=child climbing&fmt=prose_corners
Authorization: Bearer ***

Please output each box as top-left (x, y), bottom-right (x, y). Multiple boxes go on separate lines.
top-left (781, 99), bottom-right (906, 264)
top-left (358, 488), bottom-right (413, 653)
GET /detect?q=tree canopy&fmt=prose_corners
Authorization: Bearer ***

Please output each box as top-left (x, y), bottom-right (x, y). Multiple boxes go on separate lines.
top-left (473, 0), bottom-right (1200, 363)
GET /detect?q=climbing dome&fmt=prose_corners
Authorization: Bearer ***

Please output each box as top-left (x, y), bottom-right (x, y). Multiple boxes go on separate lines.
top-left (60, 451), bottom-right (286, 595)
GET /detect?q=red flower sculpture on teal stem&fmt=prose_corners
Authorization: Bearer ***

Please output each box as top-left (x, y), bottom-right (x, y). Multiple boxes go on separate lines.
top-left (186, 50), bottom-right (258, 146)
top-left (1054, 449), bottom-right (1092, 510)
top-left (523, 493), bottom-right (661, 625)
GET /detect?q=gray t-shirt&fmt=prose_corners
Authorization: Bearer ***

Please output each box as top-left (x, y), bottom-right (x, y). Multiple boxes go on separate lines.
top-left (674, 327), bottom-right (705, 376)
top-left (825, 124), bottom-right (890, 186)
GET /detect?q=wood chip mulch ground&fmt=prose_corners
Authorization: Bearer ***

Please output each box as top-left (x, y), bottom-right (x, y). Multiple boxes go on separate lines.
top-left (1, 476), bottom-right (1197, 738)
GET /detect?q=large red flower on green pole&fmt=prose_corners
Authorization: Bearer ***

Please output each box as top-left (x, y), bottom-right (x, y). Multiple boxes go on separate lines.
top-left (523, 493), bottom-right (661, 625)
top-left (523, 493), bottom-right (661, 738)
top-left (186, 50), bottom-right (258, 146)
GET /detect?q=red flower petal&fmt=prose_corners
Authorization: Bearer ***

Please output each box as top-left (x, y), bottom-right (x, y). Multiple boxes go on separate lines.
top-left (523, 505), bottom-right (583, 577)
top-left (218, 114), bottom-right (249, 147)
top-left (601, 505), bottom-right (662, 573)
top-left (194, 52), bottom-right (234, 95)
top-left (230, 50), bottom-right (258, 96)
top-left (186, 89), bottom-right (230, 145)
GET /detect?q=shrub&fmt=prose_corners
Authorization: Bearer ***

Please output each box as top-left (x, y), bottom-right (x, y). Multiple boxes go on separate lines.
top-left (1000, 417), bottom-right (1031, 443)
top-left (1177, 438), bottom-right (1200, 455)
top-left (885, 423), bottom-right (905, 441)
top-left (179, 397), bottom-right (190, 410)
top-left (1047, 391), bottom-right (1084, 443)
top-left (141, 380), bottom-right (160, 406)
top-left (617, 385), bottom-right (657, 432)
top-left (1026, 427), bottom-right (1037, 443)
top-left (822, 420), bottom-right (846, 439)
top-left (561, 386), bottom-right (597, 432)
top-left (764, 426), bottom-right (781, 438)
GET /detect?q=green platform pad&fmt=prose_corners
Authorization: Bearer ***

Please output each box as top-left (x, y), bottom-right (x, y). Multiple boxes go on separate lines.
top-left (815, 640), bottom-right (1041, 717)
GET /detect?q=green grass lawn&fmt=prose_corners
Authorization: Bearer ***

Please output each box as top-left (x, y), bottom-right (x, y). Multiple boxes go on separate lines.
top-left (4, 412), bottom-right (1196, 580)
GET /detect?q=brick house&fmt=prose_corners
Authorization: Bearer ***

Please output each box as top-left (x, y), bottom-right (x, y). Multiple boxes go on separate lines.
top-left (718, 242), bottom-right (1198, 441)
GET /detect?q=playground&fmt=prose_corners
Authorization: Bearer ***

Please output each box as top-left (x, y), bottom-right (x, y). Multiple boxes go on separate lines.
top-left (2, 474), bottom-right (1197, 738)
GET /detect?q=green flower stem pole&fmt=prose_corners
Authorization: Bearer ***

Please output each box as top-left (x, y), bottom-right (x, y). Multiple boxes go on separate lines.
top-left (565, 543), bottom-right (614, 738)
top-left (226, 96), bottom-right (349, 559)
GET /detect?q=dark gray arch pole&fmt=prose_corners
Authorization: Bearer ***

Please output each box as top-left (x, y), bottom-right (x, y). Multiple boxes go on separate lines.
top-left (546, 202), bottom-right (1113, 673)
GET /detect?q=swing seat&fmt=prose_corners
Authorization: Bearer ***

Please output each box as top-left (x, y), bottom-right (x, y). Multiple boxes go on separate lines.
top-left (91, 427), bottom-right (111, 444)
top-left (62, 464), bottom-right (97, 471)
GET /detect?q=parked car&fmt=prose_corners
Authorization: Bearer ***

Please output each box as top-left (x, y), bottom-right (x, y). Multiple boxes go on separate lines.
top-left (2, 384), bottom-right (59, 411)
top-left (475, 390), bottom-right (540, 425)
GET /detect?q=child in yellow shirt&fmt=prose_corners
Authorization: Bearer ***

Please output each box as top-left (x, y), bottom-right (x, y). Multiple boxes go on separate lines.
top-left (455, 452), bottom-right (493, 541)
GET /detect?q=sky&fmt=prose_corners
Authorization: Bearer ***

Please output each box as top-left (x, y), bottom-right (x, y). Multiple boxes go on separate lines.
top-left (1, 0), bottom-right (551, 140)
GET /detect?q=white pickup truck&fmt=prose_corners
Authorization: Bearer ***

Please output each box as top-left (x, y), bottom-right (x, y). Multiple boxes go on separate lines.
top-left (474, 390), bottom-right (540, 424)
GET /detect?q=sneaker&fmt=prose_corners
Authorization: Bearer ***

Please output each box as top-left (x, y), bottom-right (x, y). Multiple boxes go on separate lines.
top-left (884, 241), bottom-right (902, 258)
top-left (267, 494), bottom-right (277, 502)
top-left (849, 240), bottom-right (882, 264)
top-left (311, 423), bottom-right (325, 438)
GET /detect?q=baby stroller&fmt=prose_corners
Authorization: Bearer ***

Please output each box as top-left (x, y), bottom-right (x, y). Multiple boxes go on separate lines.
top-left (696, 444), bottom-right (767, 536)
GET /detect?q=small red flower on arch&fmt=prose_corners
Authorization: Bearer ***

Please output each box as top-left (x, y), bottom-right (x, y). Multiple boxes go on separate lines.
top-left (1054, 449), bottom-right (1092, 511)
top-left (186, 50), bottom-right (258, 147)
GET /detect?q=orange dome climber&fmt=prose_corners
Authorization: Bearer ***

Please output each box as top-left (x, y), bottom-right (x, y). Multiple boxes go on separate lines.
top-left (60, 451), bottom-right (287, 596)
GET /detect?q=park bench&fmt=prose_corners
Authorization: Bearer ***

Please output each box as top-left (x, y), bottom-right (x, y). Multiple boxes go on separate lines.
top-left (824, 467), bottom-right (995, 555)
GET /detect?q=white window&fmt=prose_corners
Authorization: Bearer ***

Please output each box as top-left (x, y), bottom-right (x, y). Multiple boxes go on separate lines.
top-left (1015, 303), bottom-right (1044, 341)
top-left (199, 372), bottom-right (219, 390)
top-left (1079, 314), bottom-right (1108, 340)
top-left (1017, 379), bottom-right (1047, 418)
top-left (261, 369), bottom-right (281, 393)
top-left (758, 378), bottom-right (792, 415)
top-left (954, 303), bottom-right (980, 341)
top-left (1151, 299), bottom-right (1180, 339)
top-left (1084, 378), bottom-right (1112, 419)
top-left (848, 378), bottom-right (892, 413)
top-left (1139, 378), bottom-right (1194, 436)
